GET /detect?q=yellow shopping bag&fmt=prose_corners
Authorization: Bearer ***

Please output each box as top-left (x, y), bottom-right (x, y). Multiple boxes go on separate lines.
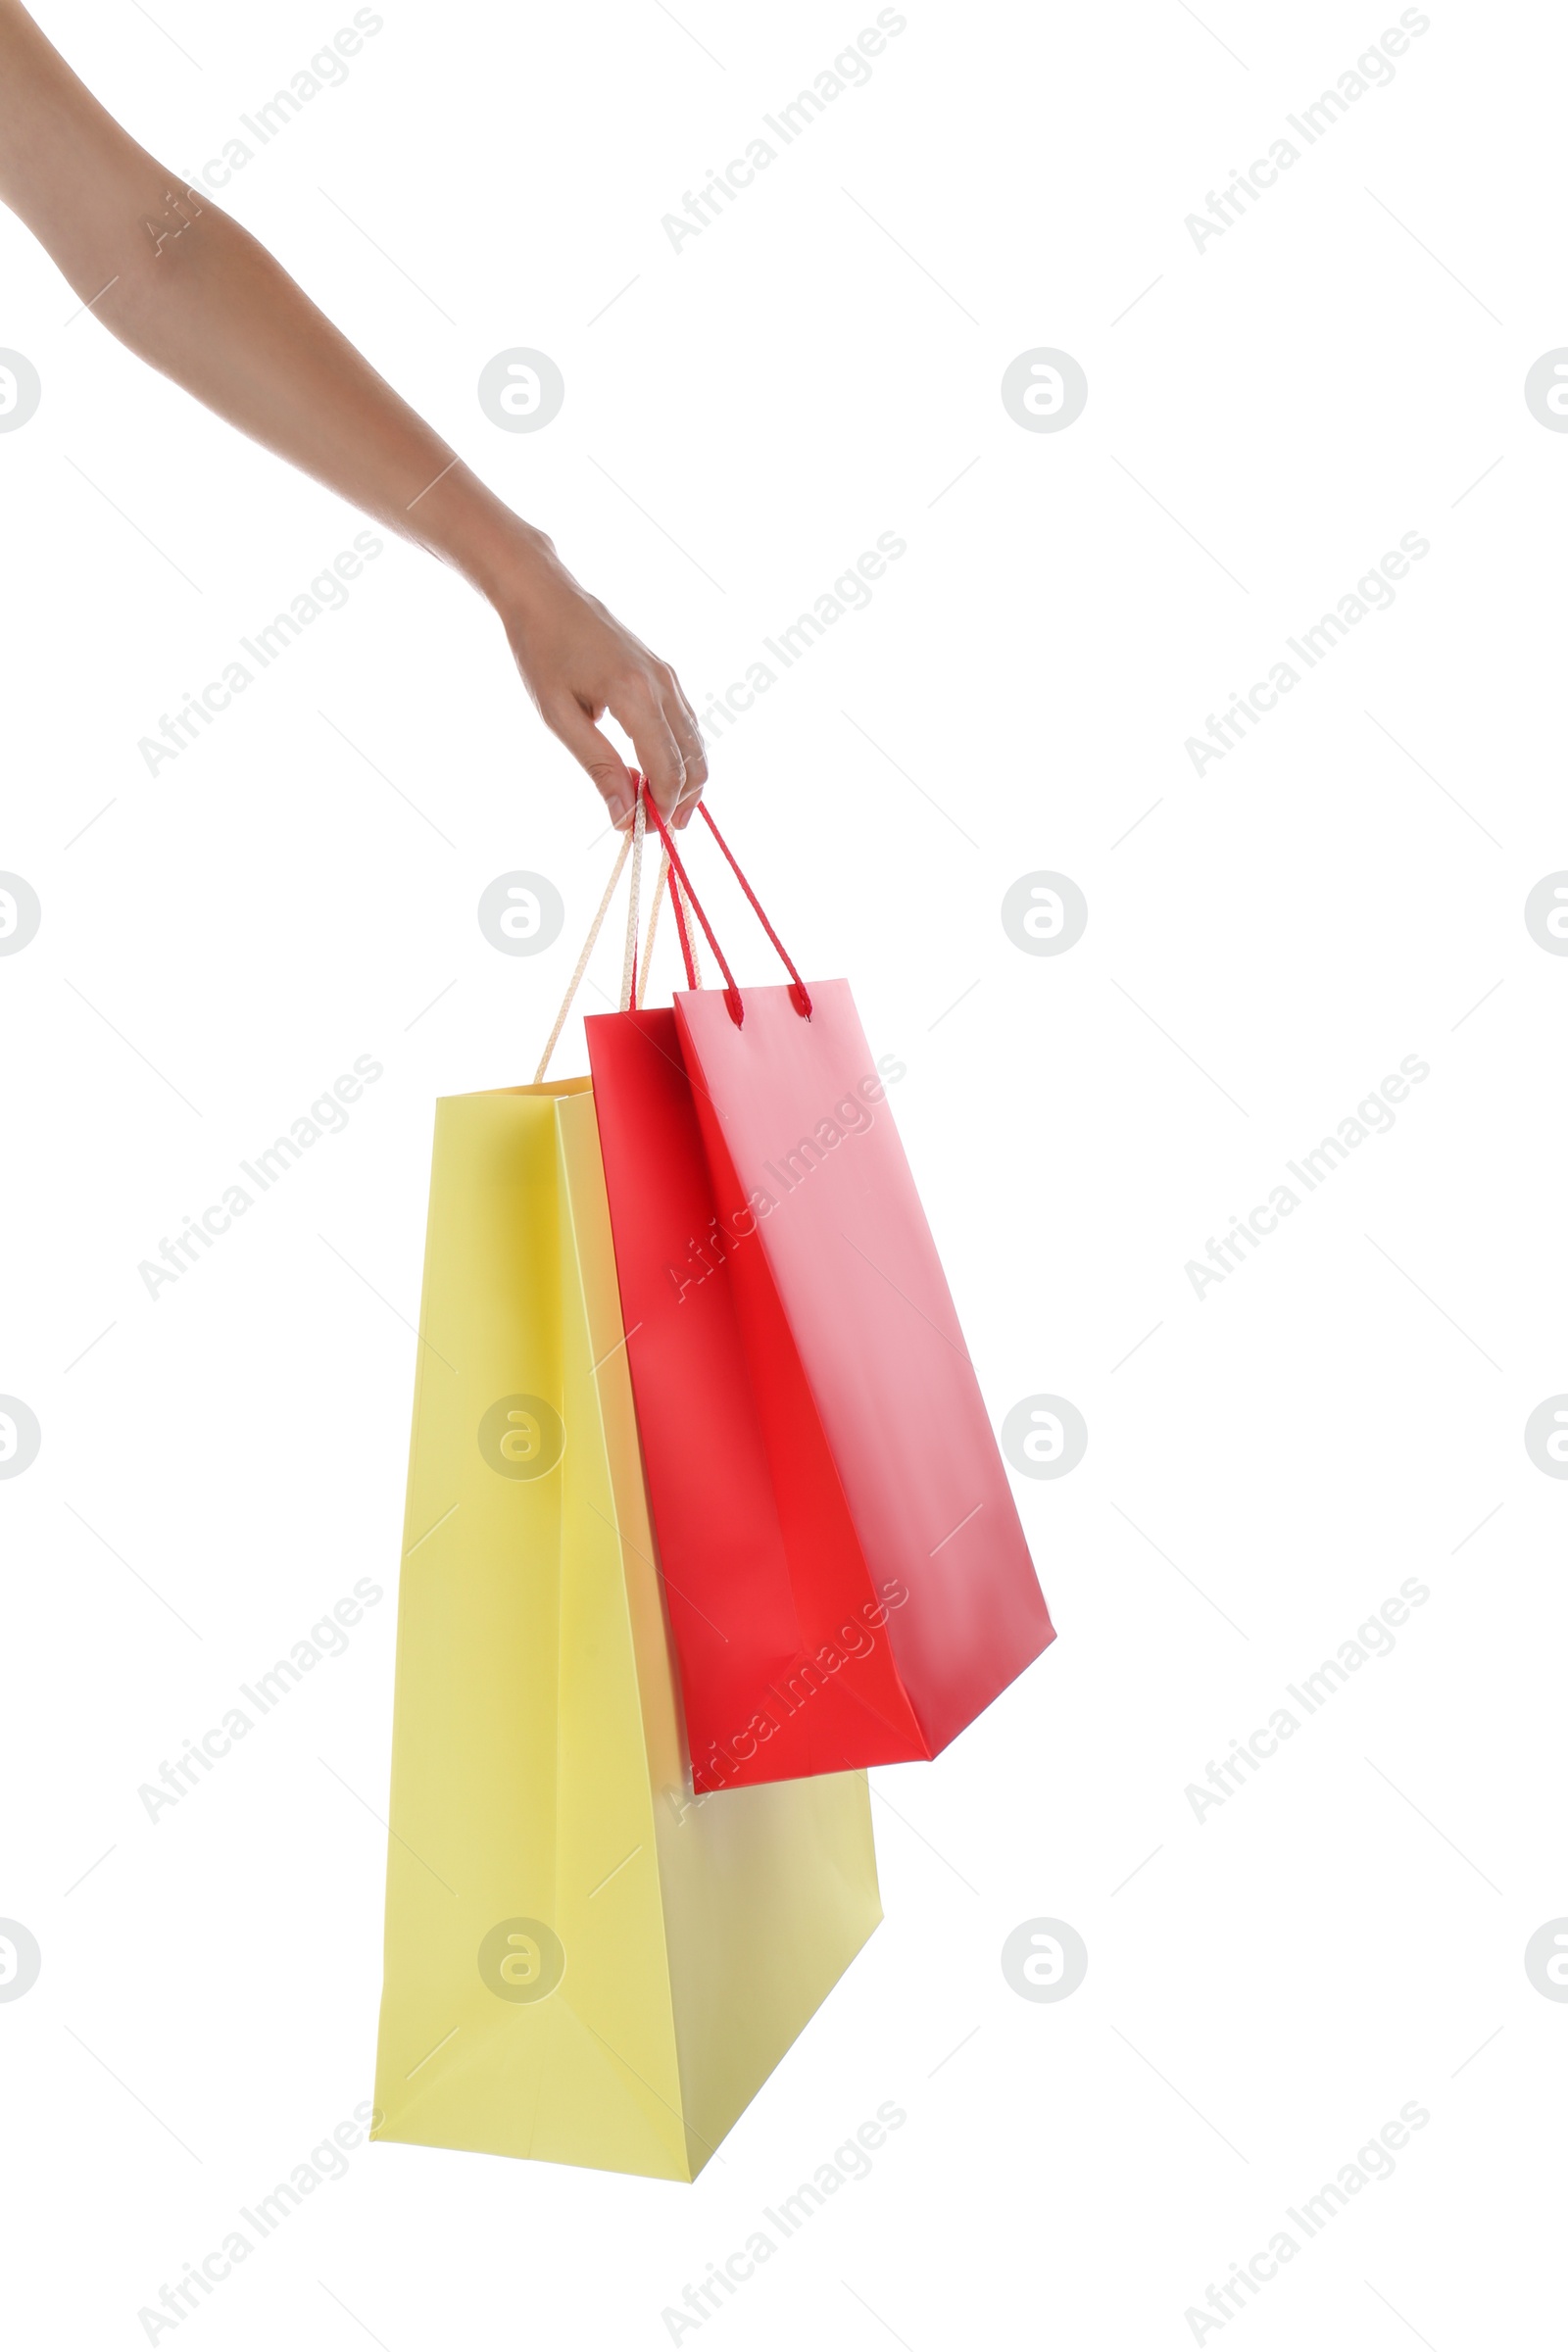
top-left (370, 1075), bottom-right (881, 2180)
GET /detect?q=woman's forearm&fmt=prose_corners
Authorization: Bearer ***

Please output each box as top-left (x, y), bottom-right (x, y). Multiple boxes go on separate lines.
top-left (0, 9), bottom-right (520, 588)
top-left (87, 196), bottom-right (539, 605)
top-left (0, 0), bottom-right (707, 820)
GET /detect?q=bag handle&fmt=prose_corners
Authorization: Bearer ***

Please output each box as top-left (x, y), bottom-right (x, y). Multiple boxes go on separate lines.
top-left (533, 790), bottom-right (706, 1082)
top-left (618, 777), bottom-right (646, 1010)
top-left (532, 776), bottom-right (808, 1078)
top-left (635, 848), bottom-right (703, 1006)
top-left (620, 787), bottom-right (704, 1008)
top-left (532, 829), bottom-right (632, 1084)
top-left (636, 777), bottom-right (811, 1028)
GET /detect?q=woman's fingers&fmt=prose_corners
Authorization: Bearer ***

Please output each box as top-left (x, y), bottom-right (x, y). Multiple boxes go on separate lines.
top-left (605, 669), bottom-right (688, 825)
top-left (665, 666), bottom-right (708, 828)
top-left (543, 698), bottom-right (636, 829)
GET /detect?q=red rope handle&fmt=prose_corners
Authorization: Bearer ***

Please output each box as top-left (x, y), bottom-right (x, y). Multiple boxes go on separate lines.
top-left (695, 802), bottom-right (811, 1018)
top-left (630, 777), bottom-right (812, 1026)
top-left (636, 780), bottom-right (746, 1026)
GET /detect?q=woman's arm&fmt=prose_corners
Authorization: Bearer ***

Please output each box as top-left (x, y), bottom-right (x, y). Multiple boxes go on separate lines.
top-left (0, 0), bottom-right (706, 826)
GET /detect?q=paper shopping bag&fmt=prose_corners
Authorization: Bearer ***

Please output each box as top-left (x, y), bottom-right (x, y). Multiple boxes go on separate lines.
top-left (370, 1075), bottom-right (881, 2180)
top-left (585, 796), bottom-right (1055, 1793)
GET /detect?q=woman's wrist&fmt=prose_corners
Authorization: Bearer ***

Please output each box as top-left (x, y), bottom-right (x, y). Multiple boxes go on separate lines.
top-left (406, 464), bottom-right (558, 612)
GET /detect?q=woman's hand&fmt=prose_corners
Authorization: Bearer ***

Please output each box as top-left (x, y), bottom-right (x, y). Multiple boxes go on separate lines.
top-left (491, 529), bottom-right (708, 831)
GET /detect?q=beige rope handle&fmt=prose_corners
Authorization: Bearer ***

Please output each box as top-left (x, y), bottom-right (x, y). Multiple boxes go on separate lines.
top-left (635, 847), bottom-right (703, 1006)
top-left (534, 794), bottom-right (707, 1083)
top-left (635, 853), bottom-right (667, 1009)
top-left (618, 787), bottom-right (646, 1011)
top-left (532, 830), bottom-right (632, 1084)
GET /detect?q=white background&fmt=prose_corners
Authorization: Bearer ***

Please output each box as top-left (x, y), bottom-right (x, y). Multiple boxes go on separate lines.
top-left (2, 0), bottom-right (1564, 2344)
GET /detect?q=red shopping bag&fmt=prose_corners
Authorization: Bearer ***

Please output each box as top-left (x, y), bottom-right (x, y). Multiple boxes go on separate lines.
top-left (584, 788), bottom-right (1054, 1792)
